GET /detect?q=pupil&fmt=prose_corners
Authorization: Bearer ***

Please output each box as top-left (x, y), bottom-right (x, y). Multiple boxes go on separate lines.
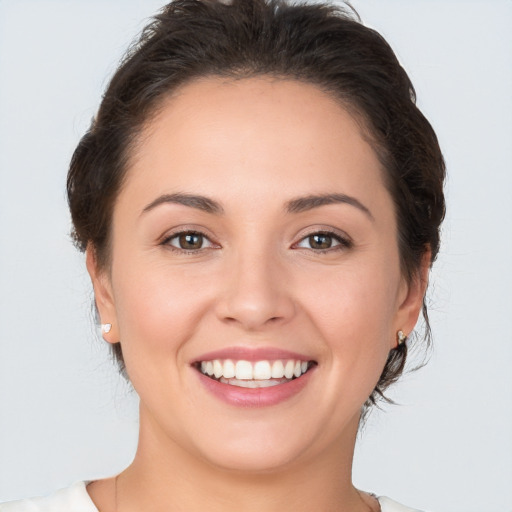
top-left (180, 233), bottom-right (202, 249)
top-left (310, 234), bottom-right (331, 249)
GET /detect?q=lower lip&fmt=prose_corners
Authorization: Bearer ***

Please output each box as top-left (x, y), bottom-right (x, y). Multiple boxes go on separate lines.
top-left (196, 367), bottom-right (316, 408)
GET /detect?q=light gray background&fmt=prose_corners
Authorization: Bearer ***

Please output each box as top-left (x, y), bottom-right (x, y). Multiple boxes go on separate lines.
top-left (0, 1), bottom-right (511, 511)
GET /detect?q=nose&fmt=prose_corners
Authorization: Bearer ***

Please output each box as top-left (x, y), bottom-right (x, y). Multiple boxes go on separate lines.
top-left (215, 248), bottom-right (296, 331)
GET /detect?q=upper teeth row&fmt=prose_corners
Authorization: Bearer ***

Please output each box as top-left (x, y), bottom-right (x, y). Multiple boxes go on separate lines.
top-left (200, 359), bottom-right (309, 380)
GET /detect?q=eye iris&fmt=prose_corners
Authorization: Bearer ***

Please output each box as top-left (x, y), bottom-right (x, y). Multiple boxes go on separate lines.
top-left (309, 234), bottom-right (332, 249)
top-left (179, 233), bottom-right (203, 249)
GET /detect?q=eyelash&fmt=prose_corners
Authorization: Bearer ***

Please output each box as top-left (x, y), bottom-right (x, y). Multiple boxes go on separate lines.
top-left (161, 230), bottom-right (217, 253)
top-left (161, 229), bottom-right (352, 254)
top-left (293, 230), bottom-right (353, 253)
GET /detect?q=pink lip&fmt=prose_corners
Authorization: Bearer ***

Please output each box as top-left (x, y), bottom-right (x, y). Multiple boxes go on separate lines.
top-left (192, 346), bottom-right (315, 363)
top-left (195, 365), bottom-right (316, 408)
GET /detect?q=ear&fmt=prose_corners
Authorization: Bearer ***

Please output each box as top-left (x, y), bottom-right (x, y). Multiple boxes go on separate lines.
top-left (86, 246), bottom-right (119, 344)
top-left (392, 248), bottom-right (431, 349)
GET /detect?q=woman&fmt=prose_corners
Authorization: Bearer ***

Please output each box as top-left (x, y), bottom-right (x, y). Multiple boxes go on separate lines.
top-left (1, 0), bottom-right (445, 510)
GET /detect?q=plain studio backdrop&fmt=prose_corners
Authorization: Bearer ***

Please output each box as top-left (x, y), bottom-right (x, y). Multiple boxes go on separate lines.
top-left (0, 1), bottom-right (511, 511)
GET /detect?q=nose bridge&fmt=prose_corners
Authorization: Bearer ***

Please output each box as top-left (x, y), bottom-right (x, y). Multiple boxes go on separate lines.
top-left (216, 239), bottom-right (295, 329)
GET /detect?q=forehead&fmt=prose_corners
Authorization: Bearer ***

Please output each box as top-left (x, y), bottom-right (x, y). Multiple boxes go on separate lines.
top-left (122, 76), bottom-right (389, 212)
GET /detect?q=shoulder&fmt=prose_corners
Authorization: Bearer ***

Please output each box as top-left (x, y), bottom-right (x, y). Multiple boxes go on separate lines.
top-left (0, 482), bottom-right (98, 512)
top-left (378, 495), bottom-right (428, 512)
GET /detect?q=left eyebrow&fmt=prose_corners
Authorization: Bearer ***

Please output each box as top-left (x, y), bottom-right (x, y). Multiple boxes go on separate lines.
top-left (285, 193), bottom-right (374, 221)
top-left (141, 193), bottom-right (225, 215)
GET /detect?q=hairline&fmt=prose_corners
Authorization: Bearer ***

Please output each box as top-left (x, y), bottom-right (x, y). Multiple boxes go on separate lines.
top-left (95, 72), bottom-right (409, 283)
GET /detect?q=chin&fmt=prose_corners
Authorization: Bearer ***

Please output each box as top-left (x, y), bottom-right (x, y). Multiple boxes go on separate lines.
top-left (184, 418), bottom-right (327, 475)
top-left (200, 443), bottom-right (306, 475)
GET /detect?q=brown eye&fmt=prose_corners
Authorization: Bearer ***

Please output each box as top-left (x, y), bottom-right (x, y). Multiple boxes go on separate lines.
top-left (308, 233), bottom-right (333, 250)
top-left (179, 233), bottom-right (203, 249)
top-left (295, 231), bottom-right (351, 252)
top-left (167, 231), bottom-right (212, 251)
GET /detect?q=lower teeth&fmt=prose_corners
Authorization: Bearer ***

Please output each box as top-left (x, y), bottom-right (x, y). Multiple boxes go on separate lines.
top-left (218, 377), bottom-right (292, 388)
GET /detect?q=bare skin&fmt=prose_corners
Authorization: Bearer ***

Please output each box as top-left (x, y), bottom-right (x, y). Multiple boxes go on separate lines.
top-left (86, 77), bottom-right (428, 512)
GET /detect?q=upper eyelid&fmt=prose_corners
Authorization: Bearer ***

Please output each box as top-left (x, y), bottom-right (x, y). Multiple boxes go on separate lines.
top-left (291, 229), bottom-right (354, 253)
top-left (160, 226), bottom-right (217, 244)
top-left (294, 227), bottom-right (352, 244)
top-left (160, 231), bottom-right (218, 254)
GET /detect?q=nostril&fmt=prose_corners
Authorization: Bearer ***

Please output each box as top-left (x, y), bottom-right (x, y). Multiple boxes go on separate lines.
top-left (214, 274), bottom-right (297, 330)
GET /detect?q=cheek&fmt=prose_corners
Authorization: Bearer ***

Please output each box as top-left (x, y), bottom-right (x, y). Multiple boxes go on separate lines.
top-left (111, 258), bottom-right (217, 368)
top-left (301, 259), bottom-right (399, 338)
top-left (298, 260), bottom-right (399, 389)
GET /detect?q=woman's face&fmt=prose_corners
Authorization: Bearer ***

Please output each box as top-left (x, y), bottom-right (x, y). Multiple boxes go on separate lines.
top-left (90, 77), bottom-right (424, 472)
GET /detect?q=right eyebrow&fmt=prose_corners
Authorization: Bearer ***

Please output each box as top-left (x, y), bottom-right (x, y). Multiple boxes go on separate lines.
top-left (141, 193), bottom-right (225, 216)
top-left (285, 193), bottom-right (374, 221)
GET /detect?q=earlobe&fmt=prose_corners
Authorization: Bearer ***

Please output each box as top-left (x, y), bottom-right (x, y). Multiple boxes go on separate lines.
top-left (86, 246), bottom-right (119, 344)
top-left (393, 249), bottom-right (431, 349)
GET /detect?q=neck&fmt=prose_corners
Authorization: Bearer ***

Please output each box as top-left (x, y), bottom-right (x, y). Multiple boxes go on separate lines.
top-left (114, 405), bottom-right (371, 512)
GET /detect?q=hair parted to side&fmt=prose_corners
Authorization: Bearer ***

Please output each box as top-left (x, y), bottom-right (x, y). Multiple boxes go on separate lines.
top-left (67, 0), bottom-right (445, 410)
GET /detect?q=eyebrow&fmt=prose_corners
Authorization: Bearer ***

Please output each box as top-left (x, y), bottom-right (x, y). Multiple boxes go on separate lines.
top-left (285, 193), bottom-right (374, 220)
top-left (141, 191), bottom-right (373, 220)
top-left (142, 193), bottom-right (225, 215)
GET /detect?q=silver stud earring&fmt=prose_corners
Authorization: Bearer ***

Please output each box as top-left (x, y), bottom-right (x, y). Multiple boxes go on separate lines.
top-left (397, 330), bottom-right (407, 346)
top-left (101, 323), bottom-right (112, 334)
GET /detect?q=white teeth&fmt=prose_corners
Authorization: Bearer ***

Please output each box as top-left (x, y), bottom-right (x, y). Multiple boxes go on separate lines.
top-left (253, 361), bottom-right (271, 380)
top-left (284, 360), bottom-right (295, 379)
top-left (271, 360), bottom-right (285, 378)
top-left (235, 360), bottom-right (253, 380)
top-left (219, 377), bottom-right (288, 388)
top-left (223, 359), bottom-right (236, 379)
top-left (198, 358), bottom-right (312, 382)
top-left (213, 360), bottom-right (223, 379)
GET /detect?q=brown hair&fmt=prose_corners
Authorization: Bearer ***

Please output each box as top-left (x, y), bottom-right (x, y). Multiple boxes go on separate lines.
top-left (67, 0), bottom-right (445, 408)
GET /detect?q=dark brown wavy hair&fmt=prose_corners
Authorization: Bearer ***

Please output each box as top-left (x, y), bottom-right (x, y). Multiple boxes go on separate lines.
top-left (67, 0), bottom-right (446, 410)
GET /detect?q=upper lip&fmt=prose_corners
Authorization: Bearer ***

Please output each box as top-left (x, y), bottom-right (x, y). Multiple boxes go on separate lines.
top-left (192, 346), bottom-right (316, 364)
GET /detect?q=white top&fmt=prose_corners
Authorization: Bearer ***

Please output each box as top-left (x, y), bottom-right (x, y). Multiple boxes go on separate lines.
top-left (0, 481), bottom-right (425, 512)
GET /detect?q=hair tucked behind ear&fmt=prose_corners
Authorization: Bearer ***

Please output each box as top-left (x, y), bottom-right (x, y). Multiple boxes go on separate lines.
top-left (67, 0), bottom-right (445, 409)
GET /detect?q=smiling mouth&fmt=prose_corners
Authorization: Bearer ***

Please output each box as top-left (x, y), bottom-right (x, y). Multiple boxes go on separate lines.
top-left (194, 359), bottom-right (317, 388)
